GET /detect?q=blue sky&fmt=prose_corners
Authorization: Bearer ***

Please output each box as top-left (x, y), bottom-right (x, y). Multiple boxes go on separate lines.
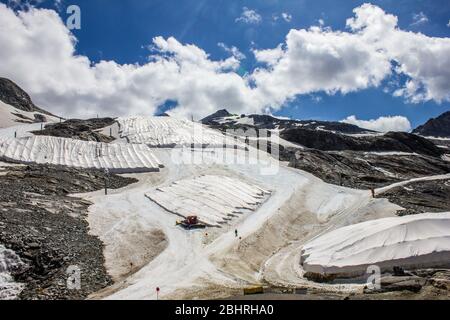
top-left (1, 0), bottom-right (450, 129)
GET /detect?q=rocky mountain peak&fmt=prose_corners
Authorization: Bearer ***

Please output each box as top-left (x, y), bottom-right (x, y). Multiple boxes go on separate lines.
top-left (201, 109), bottom-right (231, 124)
top-left (413, 111), bottom-right (450, 138)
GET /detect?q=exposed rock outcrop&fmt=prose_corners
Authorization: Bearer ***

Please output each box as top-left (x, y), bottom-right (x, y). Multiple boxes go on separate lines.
top-left (0, 78), bottom-right (52, 116)
top-left (32, 118), bottom-right (116, 142)
top-left (413, 111), bottom-right (450, 138)
top-left (281, 129), bottom-right (444, 157)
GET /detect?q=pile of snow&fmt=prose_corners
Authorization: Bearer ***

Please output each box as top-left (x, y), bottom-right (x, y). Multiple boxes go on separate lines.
top-left (146, 175), bottom-right (271, 227)
top-left (301, 212), bottom-right (450, 277)
top-left (0, 101), bottom-right (59, 129)
top-left (0, 135), bottom-right (163, 173)
top-left (0, 245), bottom-right (26, 300)
top-left (118, 116), bottom-right (242, 148)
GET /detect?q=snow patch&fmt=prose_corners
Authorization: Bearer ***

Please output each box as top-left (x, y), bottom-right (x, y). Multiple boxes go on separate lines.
top-left (0, 101), bottom-right (59, 129)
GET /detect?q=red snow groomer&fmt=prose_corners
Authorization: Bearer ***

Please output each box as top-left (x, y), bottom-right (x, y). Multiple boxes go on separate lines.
top-left (176, 215), bottom-right (206, 230)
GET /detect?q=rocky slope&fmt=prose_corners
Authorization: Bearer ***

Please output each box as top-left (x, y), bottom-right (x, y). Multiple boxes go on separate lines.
top-left (32, 118), bottom-right (116, 142)
top-left (0, 78), bottom-right (60, 127)
top-left (377, 179), bottom-right (450, 216)
top-left (280, 146), bottom-right (450, 189)
top-left (0, 78), bottom-right (52, 116)
top-left (413, 111), bottom-right (450, 138)
top-left (0, 162), bottom-right (137, 300)
top-left (281, 129), bottom-right (444, 157)
top-left (201, 109), bottom-right (374, 134)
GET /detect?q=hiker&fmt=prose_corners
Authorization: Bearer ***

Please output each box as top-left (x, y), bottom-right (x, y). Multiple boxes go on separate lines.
top-left (370, 188), bottom-right (375, 198)
top-left (235, 229), bottom-right (238, 237)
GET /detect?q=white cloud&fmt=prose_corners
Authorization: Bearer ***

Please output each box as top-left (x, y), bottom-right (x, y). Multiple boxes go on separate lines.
top-left (252, 44), bottom-right (284, 66)
top-left (411, 12), bottom-right (428, 26)
top-left (347, 4), bottom-right (450, 103)
top-left (0, 3), bottom-right (449, 121)
top-left (251, 24), bottom-right (392, 107)
top-left (252, 3), bottom-right (450, 107)
top-left (341, 115), bottom-right (412, 132)
top-left (0, 4), bottom-right (260, 119)
top-left (235, 7), bottom-right (262, 24)
top-left (217, 42), bottom-right (246, 60)
top-left (281, 13), bottom-right (292, 23)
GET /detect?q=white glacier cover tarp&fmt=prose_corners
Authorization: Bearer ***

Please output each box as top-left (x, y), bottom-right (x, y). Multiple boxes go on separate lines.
top-left (117, 116), bottom-right (244, 148)
top-left (0, 135), bottom-right (163, 173)
top-left (301, 212), bottom-right (450, 276)
top-left (146, 175), bottom-right (271, 227)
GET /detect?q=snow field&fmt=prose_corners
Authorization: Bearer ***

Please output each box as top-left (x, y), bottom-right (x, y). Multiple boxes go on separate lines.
top-left (117, 116), bottom-right (243, 148)
top-left (300, 212), bottom-right (450, 277)
top-left (146, 175), bottom-right (271, 227)
top-left (0, 135), bottom-right (163, 173)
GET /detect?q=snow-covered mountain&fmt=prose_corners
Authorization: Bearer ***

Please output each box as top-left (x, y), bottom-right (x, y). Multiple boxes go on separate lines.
top-left (201, 108), bottom-right (376, 135)
top-left (0, 83), bottom-right (449, 300)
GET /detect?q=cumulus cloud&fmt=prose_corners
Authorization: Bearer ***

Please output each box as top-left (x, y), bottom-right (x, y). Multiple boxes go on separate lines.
top-left (0, 3), bottom-right (449, 120)
top-left (341, 115), bottom-right (412, 132)
top-left (252, 3), bottom-right (450, 106)
top-left (251, 24), bottom-right (392, 106)
top-left (411, 12), bottom-right (428, 26)
top-left (0, 4), bottom-right (260, 119)
top-left (347, 4), bottom-right (450, 103)
top-left (235, 7), bottom-right (262, 24)
top-left (217, 42), bottom-right (246, 60)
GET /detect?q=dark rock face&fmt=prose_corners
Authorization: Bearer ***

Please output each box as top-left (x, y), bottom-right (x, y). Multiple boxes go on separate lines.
top-left (413, 111), bottom-right (450, 138)
top-left (281, 129), bottom-right (444, 157)
top-left (0, 164), bottom-right (138, 300)
top-left (378, 179), bottom-right (450, 216)
top-left (0, 77), bottom-right (51, 116)
top-left (32, 118), bottom-right (116, 143)
top-left (201, 109), bottom-right (232, 125)
top-left (364, 270), bottom-right (450, 295)
top-left (275, 145), bottom-right (450, 190)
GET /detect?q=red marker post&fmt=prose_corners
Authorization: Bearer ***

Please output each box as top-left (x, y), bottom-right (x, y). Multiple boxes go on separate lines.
top-left (156, 287), bottom-right (160, 300)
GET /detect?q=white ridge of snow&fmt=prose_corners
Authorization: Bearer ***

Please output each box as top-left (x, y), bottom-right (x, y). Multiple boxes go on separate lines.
top-left (420, 135), bottom-right (450, 141)
top-left (146, 175), bottom-right (271, 226)
top-left (363, 151), bottom-right (419, 156)
top-left (0, 135), bottom-right (163, 173)
top-left (117, 116), bottom-right (243, 148)
top-left (376, 173), bottom-right (450, 195)
top-left (0, 245), bottom-right (26, 300)
top-left (300, 212), bottom-right (450, 277)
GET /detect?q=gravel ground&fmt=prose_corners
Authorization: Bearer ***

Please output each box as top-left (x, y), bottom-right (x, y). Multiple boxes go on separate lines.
top-left (0, 162), bottom-right (137, 300)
